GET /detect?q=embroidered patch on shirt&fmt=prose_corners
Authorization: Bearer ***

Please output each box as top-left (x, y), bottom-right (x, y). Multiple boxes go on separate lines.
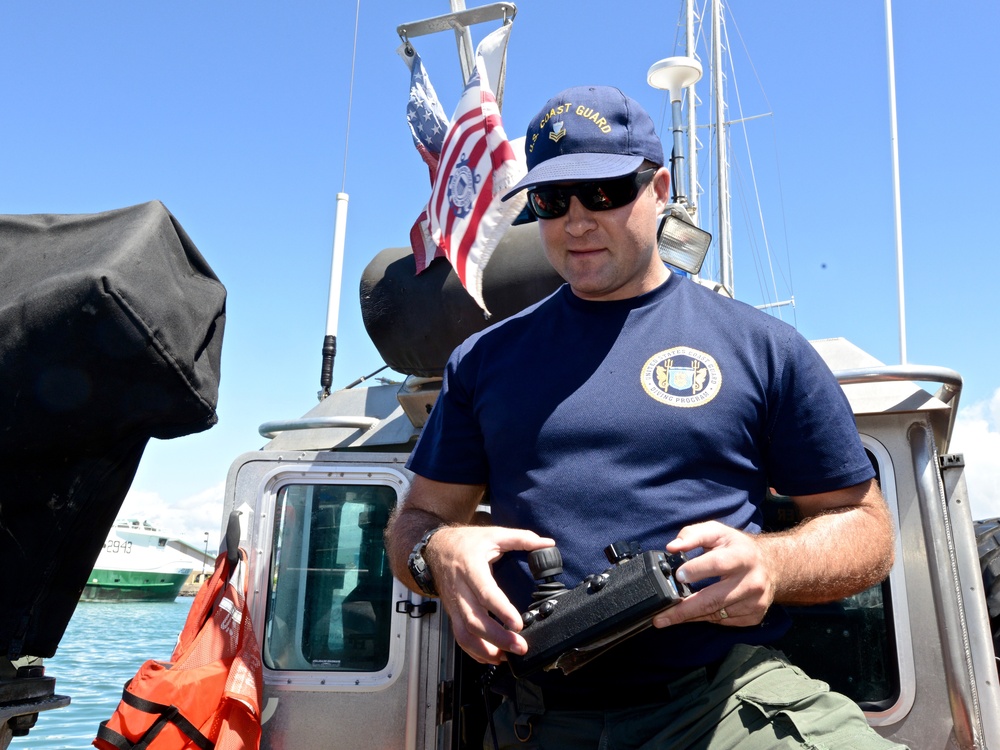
top-left (641, 347), bottom-right (722, 407)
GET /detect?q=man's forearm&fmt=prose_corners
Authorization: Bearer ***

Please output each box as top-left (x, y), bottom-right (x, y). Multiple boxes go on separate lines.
top-left (760, 494), bottom-right (895, 605)
top-left (384, 475), bottom-right (486, 595)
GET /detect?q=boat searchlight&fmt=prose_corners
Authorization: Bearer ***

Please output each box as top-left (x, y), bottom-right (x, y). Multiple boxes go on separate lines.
top-left (648, 56), bottom-right (711, 275)
top-left (656, 209), bottom-right (711, 275)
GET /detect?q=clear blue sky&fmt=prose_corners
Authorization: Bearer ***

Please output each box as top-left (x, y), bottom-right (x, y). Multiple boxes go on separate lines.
top-left (3, 1), bottom-right (998, 544)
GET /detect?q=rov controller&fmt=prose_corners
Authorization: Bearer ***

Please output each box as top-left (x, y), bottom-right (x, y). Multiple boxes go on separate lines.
top-left (506, 542), bottom-right (692, 677)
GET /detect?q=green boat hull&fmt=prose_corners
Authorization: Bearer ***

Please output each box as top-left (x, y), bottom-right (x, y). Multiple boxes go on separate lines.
top-left (80, 569), bottom-right (188, 602)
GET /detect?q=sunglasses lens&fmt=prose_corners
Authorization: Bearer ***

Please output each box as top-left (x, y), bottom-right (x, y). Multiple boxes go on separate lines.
top-left (528, 189), bottom-right (568, 219)
top-left (527, 169), bottom-right (654, 219)
top-left (582, 179), bottom-right (636, 211)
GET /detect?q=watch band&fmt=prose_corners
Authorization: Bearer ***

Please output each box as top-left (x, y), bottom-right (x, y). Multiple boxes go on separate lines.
top-left (407, 525), bottom-right (445, 597)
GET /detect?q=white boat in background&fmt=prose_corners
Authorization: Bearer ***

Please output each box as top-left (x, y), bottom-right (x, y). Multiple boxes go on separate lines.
top-left (80, 520), bottom-right (200, 603)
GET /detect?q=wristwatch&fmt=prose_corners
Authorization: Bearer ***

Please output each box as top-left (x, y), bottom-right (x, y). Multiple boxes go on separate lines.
top-left (407, 526), bottom-right (445, 597)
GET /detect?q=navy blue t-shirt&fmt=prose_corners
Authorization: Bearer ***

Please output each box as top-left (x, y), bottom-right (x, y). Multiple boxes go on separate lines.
top-left (407, 272), bottom-right (873, 704)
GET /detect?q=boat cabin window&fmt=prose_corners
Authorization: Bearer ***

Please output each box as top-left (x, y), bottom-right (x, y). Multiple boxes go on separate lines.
top-left (262, 482), bottom-right (395, 673)
top-left (766, 448), bottom-right (901, 713)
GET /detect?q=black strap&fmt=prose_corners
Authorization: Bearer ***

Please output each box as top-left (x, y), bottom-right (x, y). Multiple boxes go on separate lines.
top-left (480, 666), bottom-right (500, 750)
top-left (97, 708), bottom-right (173, 750)
top-left (96, 721), bottom-right (133, 750)
top-left (100, 679), bottom-right (215, 750)
top-left (118, 683), bottom-right (173, 716)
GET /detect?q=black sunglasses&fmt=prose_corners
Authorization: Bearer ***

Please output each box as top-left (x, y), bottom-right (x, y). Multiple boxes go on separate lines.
top-left (526, 168), bottom-right (656, 220)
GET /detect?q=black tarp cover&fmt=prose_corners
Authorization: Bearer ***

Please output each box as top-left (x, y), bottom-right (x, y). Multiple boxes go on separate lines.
top-left (0, 201), bottom-right (226, 658)
top-left (360, 222), bottom-right (564, 378)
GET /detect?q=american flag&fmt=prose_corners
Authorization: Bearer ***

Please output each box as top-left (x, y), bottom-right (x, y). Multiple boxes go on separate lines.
top-left (424, 24), bottom-right (526, 313)
top-left (403, 49), bottom-right (450, 273)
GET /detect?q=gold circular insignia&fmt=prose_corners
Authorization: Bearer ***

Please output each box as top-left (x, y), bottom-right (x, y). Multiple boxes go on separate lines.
top-left (641, 347), bottom-right (722, 407)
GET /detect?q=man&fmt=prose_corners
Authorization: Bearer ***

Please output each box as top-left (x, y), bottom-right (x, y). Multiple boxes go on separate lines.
top-left (386, 85), bottom-right (903, 749)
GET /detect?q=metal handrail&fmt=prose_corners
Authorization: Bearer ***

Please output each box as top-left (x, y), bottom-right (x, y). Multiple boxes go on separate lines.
top-left (910, 423), bottom-right (984, 747)
top-left (834, 365), bottom-right (963, 444)
top-left (258, 416), bottom-right (379, 439)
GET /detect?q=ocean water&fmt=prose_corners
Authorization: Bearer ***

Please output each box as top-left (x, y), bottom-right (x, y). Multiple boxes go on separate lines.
top-left (12, 598), bottom-right (195, 750)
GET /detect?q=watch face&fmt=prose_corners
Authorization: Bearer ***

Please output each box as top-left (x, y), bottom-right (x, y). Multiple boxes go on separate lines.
top-left (409, 554), bottom-right (426, 576)
top-left (410, 562), bottom-right (435, 596)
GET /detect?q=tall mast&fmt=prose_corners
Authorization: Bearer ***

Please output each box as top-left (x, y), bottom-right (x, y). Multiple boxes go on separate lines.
top-left (685, 0), bottom-right (698, 226)
top-left (712, 0), bottom-right (733, 295)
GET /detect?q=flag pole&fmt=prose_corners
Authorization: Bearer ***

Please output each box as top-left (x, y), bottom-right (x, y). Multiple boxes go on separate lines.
top-left (450, 0), bottom-right (475, 86)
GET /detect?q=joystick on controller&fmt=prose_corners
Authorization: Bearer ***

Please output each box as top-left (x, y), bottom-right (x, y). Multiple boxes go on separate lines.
top-left (507, 541), bottom-right (691, 677)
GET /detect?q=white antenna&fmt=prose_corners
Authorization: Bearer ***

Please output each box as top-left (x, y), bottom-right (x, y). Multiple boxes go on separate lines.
top-left (884, 0), bottom-right (907, 364)
top-left (647, 56), bottom-right (703, 206)
top-left (319, 0), bottom-right (362, 399)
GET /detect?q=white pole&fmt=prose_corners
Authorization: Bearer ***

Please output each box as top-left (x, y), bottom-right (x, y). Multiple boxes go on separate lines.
top-left (712, 0), bottom-right (733, 295)
top-left (450, 0), bottom-right (475, 85)
top-left (325, 193), bottom-right (349, 338)
top-left (686, 0), bottom-right (699, 225)
top-left (319, 192), bottom-right (349, 398)
top-left (885, 0), bottom-right (907, 364)
top-left (320, 0), bottom-right (360, 399)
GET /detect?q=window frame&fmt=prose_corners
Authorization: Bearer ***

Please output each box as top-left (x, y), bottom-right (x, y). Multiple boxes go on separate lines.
top-left (253, 463), bottom-right (411, 691)
top-left (859, 434), bottom-right (915, 725)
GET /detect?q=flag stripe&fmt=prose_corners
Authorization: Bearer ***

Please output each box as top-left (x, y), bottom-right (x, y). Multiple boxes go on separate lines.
top-left (435, 124), bottom-right (489, 255)
top-left (453, 170), bottom-right (496, 276)
top-left (412, 23), bottom-right (526, 311)
top-left (431, 112), bottom-right (487, 220)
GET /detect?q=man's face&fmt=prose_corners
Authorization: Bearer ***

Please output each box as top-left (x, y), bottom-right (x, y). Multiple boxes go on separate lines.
top-left (537, 167), bottom-right (670, 302)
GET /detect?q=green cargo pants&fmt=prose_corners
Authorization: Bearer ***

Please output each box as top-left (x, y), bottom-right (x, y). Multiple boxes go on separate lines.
top-left (487, 645), bottom-right (908, 749)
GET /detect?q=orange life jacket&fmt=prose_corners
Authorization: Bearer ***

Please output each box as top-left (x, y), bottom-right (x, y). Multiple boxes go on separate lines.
top-left (94, 548), bottom-right (262, 750)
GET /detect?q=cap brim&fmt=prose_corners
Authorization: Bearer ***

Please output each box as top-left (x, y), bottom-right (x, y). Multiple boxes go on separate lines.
top-left (500, 153), bottom-right (646, 201)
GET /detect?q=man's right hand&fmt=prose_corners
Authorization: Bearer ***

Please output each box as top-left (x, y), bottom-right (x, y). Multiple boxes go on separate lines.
top-left (384, 474), bottom-right (555, 665)
top-left (426, 524), bottom-right (554, 664)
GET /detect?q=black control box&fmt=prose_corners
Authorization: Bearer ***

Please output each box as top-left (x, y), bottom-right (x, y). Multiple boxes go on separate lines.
top-left (506, 542), bottom-right (691, 677)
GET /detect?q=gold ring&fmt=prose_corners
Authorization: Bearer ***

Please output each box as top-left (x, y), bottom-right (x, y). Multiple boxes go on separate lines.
top-left (719, 607), bottom-right (729, 619)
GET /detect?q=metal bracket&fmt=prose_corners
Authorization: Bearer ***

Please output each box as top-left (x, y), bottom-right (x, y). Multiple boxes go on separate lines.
top-left (940, 453), bottom-right (966, 470)
top-left (397, 2), bottom-right (516, 84)
top-left (396, 599), bottom-right (438, 618)
top-left (397, 2), bottom-right (515, 42)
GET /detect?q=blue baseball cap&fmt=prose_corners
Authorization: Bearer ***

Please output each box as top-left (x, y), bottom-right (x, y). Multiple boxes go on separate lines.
top-left (502, 85), bottom-right (664, 201)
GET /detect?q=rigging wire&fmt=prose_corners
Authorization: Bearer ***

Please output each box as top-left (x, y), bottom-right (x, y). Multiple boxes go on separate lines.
top-left (722, 11), bottom-right (781, 316)
top-left (726, 9), bottom-right (797, 326)
top-left (664, 0), bottom-right (794, 326)
top-left (660, 0), bottom-right (797, 324)
top-left (340, 0), bottom-right (362, 194)
top-left (710, 3), bottom-right (795, 321)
